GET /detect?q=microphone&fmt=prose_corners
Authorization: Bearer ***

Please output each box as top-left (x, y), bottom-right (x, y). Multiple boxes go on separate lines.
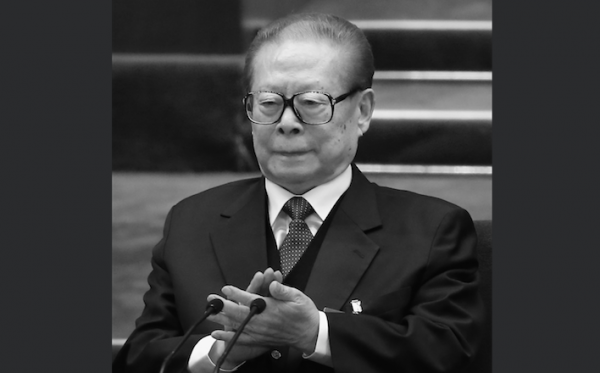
top-left (213, 298), bottom-right (267, 373)
top-left (159, 298), bottom-right (224, 373)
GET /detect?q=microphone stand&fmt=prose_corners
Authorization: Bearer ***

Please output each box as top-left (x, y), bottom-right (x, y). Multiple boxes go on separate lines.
top-left (213, 298), bottom-right (267, 373)
top-left (159, 298), bottom-right (224, 373)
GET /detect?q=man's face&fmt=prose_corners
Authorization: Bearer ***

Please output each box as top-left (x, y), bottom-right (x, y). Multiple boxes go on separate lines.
top-left (249, 39), bottom-right (373, 194)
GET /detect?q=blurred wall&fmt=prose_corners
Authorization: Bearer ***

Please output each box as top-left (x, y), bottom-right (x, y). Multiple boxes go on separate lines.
top-left (113, 0), bottom-right (243, 53)
top-left (112, 0), bottom-right (492, 173)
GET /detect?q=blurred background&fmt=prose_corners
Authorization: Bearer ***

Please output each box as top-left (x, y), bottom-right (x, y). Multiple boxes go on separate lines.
top-left (112, 0), bottom-right (492, 340)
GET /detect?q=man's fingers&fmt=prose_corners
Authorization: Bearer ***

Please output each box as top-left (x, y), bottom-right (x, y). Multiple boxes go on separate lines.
top-left (261, 268), bottom-right (274, 288)
top-left (222, 285), bottom-right (260, 306)
top-left (207, 293), bottom-right (228, 305)
top-left (211, 330), bottom-right (236, 341)
top-left (212, 330), bottom-right (266, 347)
top-left (274, 270), bottom-right (283, 283)
top-left (206, 293), bottom-right (251, 328)
top-left (209, 310), bottom-right (248, 331)
top-left (269, 281), bottom-right (298, 302)
top-left (263, 267), bottom-right (274, 279)
top-left (243, 268), bottom-right (283, 297)
top-left (245, 271), bottom-right (264, 292)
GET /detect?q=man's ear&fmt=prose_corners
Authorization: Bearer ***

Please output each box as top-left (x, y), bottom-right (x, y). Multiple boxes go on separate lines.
top-left (356, 88), bottom-right (375, 136)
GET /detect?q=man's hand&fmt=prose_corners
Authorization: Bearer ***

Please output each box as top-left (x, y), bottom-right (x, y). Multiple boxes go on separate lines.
top-left (208, 281), bottom-right (320, 355)
top-left (207, 268), bottom-right (283, 368)
top-left (245, 267), bottom-right (283, 296)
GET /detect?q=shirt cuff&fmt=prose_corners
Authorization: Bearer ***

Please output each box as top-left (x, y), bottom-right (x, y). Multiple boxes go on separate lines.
top-left (188, 335), bottom-right (245, 373)
top-left (302, 311), bottom-right (332, 367)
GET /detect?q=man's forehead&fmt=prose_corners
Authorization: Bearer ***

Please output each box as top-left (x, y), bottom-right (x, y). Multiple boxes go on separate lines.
top-left (259, 38), bottom-right (343, 61)
top-left (269, 41), bottom-right (336, 66)
top-left (251, 39), bottom-right (352, 88)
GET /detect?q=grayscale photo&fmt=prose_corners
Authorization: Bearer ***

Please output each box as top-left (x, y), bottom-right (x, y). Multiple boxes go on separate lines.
top-left (112, 1), bottom-right (492, 372)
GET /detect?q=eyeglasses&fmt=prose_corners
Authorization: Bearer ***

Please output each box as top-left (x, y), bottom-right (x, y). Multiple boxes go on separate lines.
top-left (243, 88), bottom-right (362, 125)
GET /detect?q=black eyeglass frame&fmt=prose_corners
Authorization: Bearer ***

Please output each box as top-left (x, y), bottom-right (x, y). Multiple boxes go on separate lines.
top-left (242, 88), bottom-right (364, 125)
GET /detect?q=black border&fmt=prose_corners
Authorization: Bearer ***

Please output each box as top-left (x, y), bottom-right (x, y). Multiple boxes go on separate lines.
top-left (494, 0), bottom-right (599, 371)
top-left (3, 1), bottom-right (111, 372)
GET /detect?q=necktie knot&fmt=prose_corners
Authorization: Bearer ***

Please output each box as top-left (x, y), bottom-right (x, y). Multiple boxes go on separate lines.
top-left (282, 197), bottom-right (314, 221)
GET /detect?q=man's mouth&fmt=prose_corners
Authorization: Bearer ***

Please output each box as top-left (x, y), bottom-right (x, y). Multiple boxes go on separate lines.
top-left (273, 149), bottom-right (310, 156)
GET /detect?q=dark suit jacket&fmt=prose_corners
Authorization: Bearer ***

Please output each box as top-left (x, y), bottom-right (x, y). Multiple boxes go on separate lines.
top-left (113, 165), bottom-right (484, 373)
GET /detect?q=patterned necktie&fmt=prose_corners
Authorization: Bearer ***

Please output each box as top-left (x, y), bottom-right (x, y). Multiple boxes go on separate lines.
top-left (279, 197), bottom-right (315, 277)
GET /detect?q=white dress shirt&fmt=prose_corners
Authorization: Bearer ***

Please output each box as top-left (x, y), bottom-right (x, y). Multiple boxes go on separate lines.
top-left (188, 165), bottom-right (352, 372)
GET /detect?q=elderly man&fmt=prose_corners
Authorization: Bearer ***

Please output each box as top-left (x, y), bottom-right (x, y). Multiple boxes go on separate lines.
top-left (113, 13), bottom-right (483, 373)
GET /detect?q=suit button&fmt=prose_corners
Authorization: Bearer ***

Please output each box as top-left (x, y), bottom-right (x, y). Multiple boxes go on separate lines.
top-left (271, 350), bottom-right (282, 359)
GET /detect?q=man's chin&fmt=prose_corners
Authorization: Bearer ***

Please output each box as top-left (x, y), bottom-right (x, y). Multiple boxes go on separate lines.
top-left (265, 165), bottom-right (319, 193)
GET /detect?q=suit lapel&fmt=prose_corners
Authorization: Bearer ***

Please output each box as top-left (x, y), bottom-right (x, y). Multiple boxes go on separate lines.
top-left (210, 179), bottom-right (270, 288)
top-left (304, 166), bottom-right (382, 310)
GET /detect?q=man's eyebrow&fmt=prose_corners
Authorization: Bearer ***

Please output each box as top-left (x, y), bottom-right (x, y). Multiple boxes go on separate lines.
top-left (255, 87), bottom-right (331, 96)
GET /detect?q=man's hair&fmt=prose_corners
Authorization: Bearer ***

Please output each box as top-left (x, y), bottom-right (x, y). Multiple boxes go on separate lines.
top-left (243, 13), bottom-right (374, 92)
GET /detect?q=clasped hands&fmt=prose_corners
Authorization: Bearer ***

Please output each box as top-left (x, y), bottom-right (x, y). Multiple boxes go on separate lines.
top-left (206, 268), bottom-right (320, 368)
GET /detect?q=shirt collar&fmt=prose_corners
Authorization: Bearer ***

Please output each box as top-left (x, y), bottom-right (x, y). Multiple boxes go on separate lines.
top-left (265, 165), bottom-right (352, 225)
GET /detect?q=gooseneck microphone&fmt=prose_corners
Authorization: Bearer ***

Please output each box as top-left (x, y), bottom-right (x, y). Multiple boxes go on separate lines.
top-left (213, 298), bottom-right (267, 373)
top-left (159, 298), bottom-right (224, 373)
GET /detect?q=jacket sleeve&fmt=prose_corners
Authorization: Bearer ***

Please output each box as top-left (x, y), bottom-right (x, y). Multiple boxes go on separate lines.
top-left (112, 208), bottom-right (206, 373)
top-left (327, 208), bottom-right (484, 373)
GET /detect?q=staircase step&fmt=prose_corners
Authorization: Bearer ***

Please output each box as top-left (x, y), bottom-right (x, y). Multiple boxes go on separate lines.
top-left (373, 71), bottom-right (492, 111)
top-left (357, 20), bottom-right (491, 71)
top-left (355, 110), bottom-right (492, 165)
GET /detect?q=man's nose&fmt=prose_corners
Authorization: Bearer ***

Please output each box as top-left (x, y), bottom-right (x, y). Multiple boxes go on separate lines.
top-left (276, 106), bottom-right (304, 135)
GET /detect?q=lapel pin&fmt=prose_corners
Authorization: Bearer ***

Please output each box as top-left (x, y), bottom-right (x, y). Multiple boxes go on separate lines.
top-left (350, 299), bottom-right (362, 314)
